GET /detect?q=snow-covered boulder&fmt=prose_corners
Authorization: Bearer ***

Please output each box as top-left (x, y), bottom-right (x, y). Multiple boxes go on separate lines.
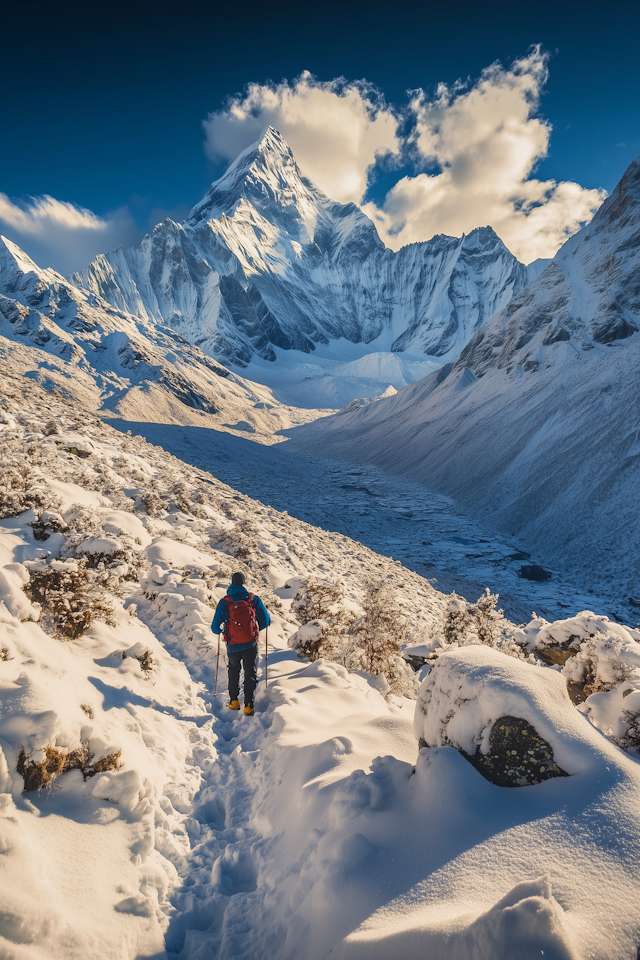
top-left (413, 646), bottom-right (605, 786)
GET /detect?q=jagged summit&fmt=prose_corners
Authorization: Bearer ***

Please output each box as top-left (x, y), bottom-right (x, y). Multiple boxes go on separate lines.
top-left (188, 126), bottom-right (323, 225)
top-left (298, 153), bottom-right (640, 589)
top-left (0, 234), bottom-right (46, 278)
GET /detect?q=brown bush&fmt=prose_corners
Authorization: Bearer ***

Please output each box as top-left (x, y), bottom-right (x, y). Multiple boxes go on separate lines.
top-left (0, 450), bottom-right (57, 519)
top-left (612, 706), bottom-right (640, 753)
top-left (140, 488), bottom-right (165, 517)
top-left (290, 620), bottom-right (344, 663)
top-left (292, 580), bottom-right (348, 626)
top-left (25, 559), bottom-right (117, 639)
top-left (347, 580), bottom-right (406, 675)
top-left (17, 742), bottom-right (121, 791)
top-left (123, 649), bottom-right (155, 675)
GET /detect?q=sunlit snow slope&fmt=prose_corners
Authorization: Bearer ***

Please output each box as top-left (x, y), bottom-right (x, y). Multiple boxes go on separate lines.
top-left (291, 155), bottom-right (640, 598)
top-left (0, 235), bottom-right (316, 441)
top-left (2, 370), bottom-right (640, 960)
top-left (72, 129), bottom-right (546, 407)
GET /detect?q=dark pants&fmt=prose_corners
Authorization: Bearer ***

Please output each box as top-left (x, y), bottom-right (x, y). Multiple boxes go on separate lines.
top-left (227, 645), bottom-right (258, 705)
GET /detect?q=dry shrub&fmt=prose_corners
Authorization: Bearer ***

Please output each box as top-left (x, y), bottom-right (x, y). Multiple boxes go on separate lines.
top-left (1, 646), bottom-right (13, 661)
top-left (65, 540), bottom-right (146, 592)
top-left (560, 627), bottom-right (636, 697)
top-left (62, 504), bottom-right (101, 537)
top-left (289, 579), bottom-right (353, 664)
top-left (123, 649), bottom-right (155, 675)
top-left (346, 580), bottom-right (418, 697)
top-left (292, 579), bottom-right (348, 626)
top-left (290, 579), bottom-right (418, 698)
top-left (289, 620), bottom-right (345, 663)
top-left (80, 703), bottom-right (94, 719)
top-left (0, 450), bottom-right (57, 519)
top-left (17, 742), bottom-right (121, 791)
top-left (25, 559), bottom-right (117, 639)
top-left (443, 593), bottom-right (472, 645)
top-left (219, 518), bottom-right (259, 564)
top-left (441, 589), bottom-right (522, 659)
top-left (29, 510), bottom-right (68, 542)
top-left (347, 581), bottom-right (406, 672)
top-left (140, 487), bottom-right (165, 517)
top-left (613, 708), bottom-right (640, 753)
top-left (171, 481), bottom-right (192, 514)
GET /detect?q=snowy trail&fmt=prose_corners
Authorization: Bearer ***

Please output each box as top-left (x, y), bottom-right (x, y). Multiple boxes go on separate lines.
top-left (154, 638), bottom-right (640, 960)
top-left (156, 647), bottom-right (301, 959)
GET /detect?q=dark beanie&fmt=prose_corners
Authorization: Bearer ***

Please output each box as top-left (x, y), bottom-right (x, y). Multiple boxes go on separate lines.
top-left (231, 572), bottom-right (246, 586)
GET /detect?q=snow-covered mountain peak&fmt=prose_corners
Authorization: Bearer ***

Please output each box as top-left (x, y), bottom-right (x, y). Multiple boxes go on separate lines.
top-left (0, 234), bottom-right (56, 284)
top-left (72, 132), bottom-right (538, 400)
top-left (189, 126), bottom-right (321, 224)
top-left (591, 154), bottom-right (640, 231)
top-left (297, 154), bottom-right (640, 589)
top-left (454, 154), bottom-right (640, 377)
top-left (460, 226), bottom-right (509, 258)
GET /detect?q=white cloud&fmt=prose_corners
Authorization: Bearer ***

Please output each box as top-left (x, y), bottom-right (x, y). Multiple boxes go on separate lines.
top-left (203, 72), bottom-right (400, 204)
top-left (0, 194), bottom-right (141, 275)
top-left (363, 48), bottom-right (606, 262)
top-left (202, 52), bottom-right (606, 263)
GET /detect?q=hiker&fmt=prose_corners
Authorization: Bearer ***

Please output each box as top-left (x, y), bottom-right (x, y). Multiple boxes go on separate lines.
top-left (211, 572), bottom-right (270, 715)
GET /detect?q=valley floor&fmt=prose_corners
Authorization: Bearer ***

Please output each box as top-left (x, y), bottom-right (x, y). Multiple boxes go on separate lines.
top-left (107, 416), bottom-right (638, 629)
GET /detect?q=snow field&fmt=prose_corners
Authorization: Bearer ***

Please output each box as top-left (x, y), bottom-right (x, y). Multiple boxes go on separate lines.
top-left (2, 375), bottom-right (640, 959)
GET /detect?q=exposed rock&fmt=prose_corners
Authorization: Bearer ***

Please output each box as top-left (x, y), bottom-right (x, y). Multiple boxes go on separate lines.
top-left (466, 715), bottom-right (568, 787)
top-left (419, 714), bottom-right (569, 787)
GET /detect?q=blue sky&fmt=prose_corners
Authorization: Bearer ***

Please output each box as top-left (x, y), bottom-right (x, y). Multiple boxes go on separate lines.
top-left (1, 0), bottom-right (639, 271)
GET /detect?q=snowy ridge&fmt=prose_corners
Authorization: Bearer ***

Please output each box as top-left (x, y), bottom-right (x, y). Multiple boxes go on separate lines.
top-left (0, 234), bottom-right (318, 440)
top-left (292, 155), bottom-right (640, 597)
top-left (71, 129), bottom-right (543, 406)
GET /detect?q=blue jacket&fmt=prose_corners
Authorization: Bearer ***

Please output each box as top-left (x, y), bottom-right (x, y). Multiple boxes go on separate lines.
top-left (211, 584), bottom-right (270, 651)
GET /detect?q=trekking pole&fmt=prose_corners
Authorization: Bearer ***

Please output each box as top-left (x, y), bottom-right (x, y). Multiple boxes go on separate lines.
top-left (213, 632), bottom-right (220, 697)
top-left (265, 624), bottom-right (269, 689)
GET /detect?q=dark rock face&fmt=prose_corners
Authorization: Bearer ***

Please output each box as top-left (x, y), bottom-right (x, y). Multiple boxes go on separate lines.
top-left (467, 716), bottom-right (569, 787)
top-left (421, 715), bottom-right (569, 787)
top-left (518, 564), bottom-right (552, 582)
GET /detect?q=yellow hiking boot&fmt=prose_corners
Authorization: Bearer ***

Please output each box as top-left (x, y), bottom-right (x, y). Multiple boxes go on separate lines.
top-left (243, 704), bottom-right (254, 716)
top-left (228, 700), bottom-right (240, 710)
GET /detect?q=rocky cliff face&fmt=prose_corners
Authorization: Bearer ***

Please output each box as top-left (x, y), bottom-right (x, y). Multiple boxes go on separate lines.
top-left (72, 128), bottom-right (542, 378)
top-left (457, 156), bottom-right (640, 377)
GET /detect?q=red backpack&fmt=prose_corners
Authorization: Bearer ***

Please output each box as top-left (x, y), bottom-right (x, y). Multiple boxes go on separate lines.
top-left (224, 594), bottom-right (259, 645)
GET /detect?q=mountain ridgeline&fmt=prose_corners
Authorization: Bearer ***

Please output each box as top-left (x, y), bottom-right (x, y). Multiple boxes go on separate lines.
top-left (292, 157), bottom-right (640, 600)
top-left (71, 128), bottom-right (544, 373)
